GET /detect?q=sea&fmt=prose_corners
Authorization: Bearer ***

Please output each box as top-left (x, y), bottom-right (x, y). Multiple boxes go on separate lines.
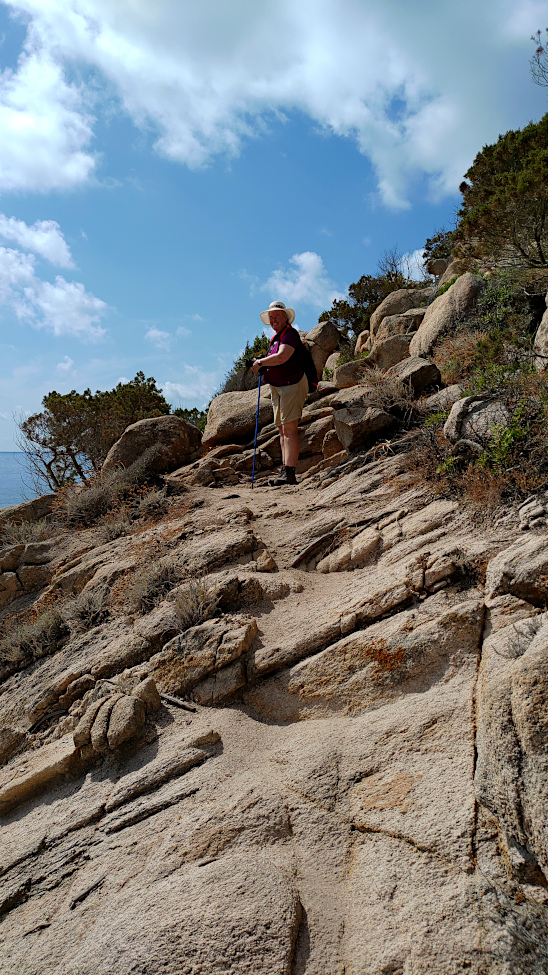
top-left (0, 453), bottom-right (47, 509)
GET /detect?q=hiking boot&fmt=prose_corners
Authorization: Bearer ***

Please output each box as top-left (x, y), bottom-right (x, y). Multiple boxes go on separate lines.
top-left (268, 465), bottom-right (297, 486)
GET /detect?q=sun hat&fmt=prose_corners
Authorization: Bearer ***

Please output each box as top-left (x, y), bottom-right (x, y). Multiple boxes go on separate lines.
top-left (260, 300), bottom-right (295, 326)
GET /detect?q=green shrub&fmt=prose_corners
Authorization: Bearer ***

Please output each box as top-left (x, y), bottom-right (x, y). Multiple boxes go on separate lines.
top-left (435, 276), bottom-right (458, 297)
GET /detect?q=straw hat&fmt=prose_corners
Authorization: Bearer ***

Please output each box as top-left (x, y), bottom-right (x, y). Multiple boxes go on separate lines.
top-left (260, 300), bottom-right (295, 326)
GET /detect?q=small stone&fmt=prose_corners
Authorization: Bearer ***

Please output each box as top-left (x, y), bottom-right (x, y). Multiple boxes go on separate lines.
top-left (133, 677), bottom-right (162, 713)
top-left (256, 550), bottom-right (277, 572)
top-left (107, 696), bottom-right (146, 750)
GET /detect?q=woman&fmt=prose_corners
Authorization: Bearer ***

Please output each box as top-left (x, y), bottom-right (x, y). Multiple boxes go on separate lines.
top-left (252, 300), bottom-right (308, 486)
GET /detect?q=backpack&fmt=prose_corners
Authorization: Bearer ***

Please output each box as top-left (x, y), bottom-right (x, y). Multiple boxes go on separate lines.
top-left (277, 325), bottom-right (319, 394)
top-left (297, 338), bottom-right (320, 393)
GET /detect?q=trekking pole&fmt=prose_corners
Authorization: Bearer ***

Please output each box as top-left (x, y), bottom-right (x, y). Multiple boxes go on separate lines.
top-left (251, 373), bottom-right (262, 489)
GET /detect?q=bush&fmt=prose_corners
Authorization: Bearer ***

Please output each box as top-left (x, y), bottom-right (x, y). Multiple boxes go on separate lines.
top-left (18, 372), bottom-right (172, 491)
top-left (218, 335), bottom-right (270, 394)
top-left (0, 518), bottom-right (63, 547)
top-left (59, 448), bottom-right (161, 528)
top-left (63, 588), bottom-right (110, 633)
top-left (124, 558), bottom-right (185, 614)
top-left (171, 578), bottom-right (217, 629)
top-left (455, 113), bottom-right (548, 268)
top-left (0, 606), bottom-right (70, 668)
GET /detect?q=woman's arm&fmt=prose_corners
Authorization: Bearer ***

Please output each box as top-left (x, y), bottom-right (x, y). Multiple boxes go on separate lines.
top-left (251, 343), bottom-right (294, 372)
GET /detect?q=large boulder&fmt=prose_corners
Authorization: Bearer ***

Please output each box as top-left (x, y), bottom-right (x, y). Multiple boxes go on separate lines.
top-left (485, 535), bottom-right (548, 606)
top-left (333, 406), bottom-right (397, 451)
top-left (385, 356), bottom-right (441, 395)
top-left (533, 291), bottom-right (548, 371)
top-left (443, 395), bottom-right (509, 445)
top-left (422, 385), bottom-right (464, 413)
top-left (303, 321), bottom-right (340, 377)
top-left (375, 309), bottom-right (426, 341)
top-left (369, 287), bottom-right (431, 338)
top-left (409, 273), bottom-right (486, 357)
top-left (203, 389), bottom-right (274, 448)
top-left (102, 416), bottom-right (201, 475)
top-left (333, 358), bottom-right (373, 388)
top-left (305, 320), bottom-right (339, 353)
top-left (354, 331), bottom-right (370, 356)
top-left (368, 334), bottom-right (412, 371)
top-left (324, 351), bottom-right (343, 372)
top-left (435, 258), bottom-right (470, 289)
top-left (426, 257), bottom-right (449, 277)
top-left (0, 493), bottom-right (55, 528)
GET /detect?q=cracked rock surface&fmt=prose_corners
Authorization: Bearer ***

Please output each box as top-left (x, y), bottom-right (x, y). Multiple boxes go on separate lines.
top-left (1, 451), bottom-right (548, 973)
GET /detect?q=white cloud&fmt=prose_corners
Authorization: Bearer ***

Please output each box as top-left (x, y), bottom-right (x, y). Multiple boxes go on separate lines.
top-left (0, 214), bottom-right (73, 266)
top-left (29, 277), bottom-right (107, 339)
top-left (56, 354), bottom-right (74, 373)
top-left (0, 245), bottom-right (108, 339)
top-left (0, 0), bottom-right (543, 203)
top-left (145, 327), bottom-right (171, 350)
top-left (400, 248), bottom-right (428, 282)
top-left (263, 251), bottom-right (344, 310)
top-left (176, 325), bottom-right (191, 337)
top-left (0, 47), bottom-right (95, 191)
top-left (163, 365), bottom-right (220, 405)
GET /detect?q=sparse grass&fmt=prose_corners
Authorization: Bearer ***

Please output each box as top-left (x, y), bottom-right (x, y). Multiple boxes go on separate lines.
top-left (0, 605), bottom-right (70, 667)
top-left (57, 447), bottom-right (162, 528)
top-left (0, 518), bottom-right (64, 547)
top-left (359, 367), bottom-right (416, 424)
top-left (63, 587), bottom-right (110, 633)
top-left (123, 557), bottom-right (185, 614)
top-left (0, 584), bottom-right (112, 675)
top-left (171, 577), bottom-right (217, 629)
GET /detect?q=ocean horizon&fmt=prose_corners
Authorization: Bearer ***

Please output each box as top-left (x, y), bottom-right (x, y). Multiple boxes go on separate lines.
top-left (0, 452), bottom-right (46, 509)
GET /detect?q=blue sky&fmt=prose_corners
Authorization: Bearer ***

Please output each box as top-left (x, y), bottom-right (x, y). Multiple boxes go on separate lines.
top-left (0, 0), bottom-right (546, 449)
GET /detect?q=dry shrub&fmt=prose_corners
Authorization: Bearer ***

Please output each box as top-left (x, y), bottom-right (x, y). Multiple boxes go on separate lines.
top-left (57, 447), bottom-right (161, 528)
top-left (95, 513), bottom-right (133, 542)
top-left (434, 330), bottom-right (487, 385)
top-left (63, 587), bottom-right (110, 633)
top-left (135, 488), bottom-right (170, 521)
top-left (171, 577), bottom-right (217, 629)
top-left (0, 584), bottom-right (112, 677)
top-left (123, 557), bottom-right (185, 614)
top-left (0, 606), bottom-right (69, 668)
top-left (0, 518), bottom-right (63, 547)
top-left (360, 367), bottom-right (416, 422)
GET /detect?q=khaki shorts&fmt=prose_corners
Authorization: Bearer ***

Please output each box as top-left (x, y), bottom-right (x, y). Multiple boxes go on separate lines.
top-left (270, 373), bottom-right (309, 426)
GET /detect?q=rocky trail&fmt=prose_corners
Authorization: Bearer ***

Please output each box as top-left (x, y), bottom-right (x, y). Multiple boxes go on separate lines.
top-left (2, 449), bottom-right (548, 974)
top-left (2, 271), bottom-right (548, 972)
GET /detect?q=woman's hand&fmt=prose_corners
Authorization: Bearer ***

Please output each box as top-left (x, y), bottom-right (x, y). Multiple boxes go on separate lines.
top-left (251, 358), bottom-right (263, 373)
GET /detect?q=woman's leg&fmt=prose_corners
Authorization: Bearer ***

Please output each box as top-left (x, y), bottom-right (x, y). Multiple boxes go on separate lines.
top-left (277, 425), bottom-right (286, 466)
top-left (280, 419), bottom-right (300, 467)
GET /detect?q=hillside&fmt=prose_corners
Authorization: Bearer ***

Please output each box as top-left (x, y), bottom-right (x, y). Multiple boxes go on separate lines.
top-left (3, 195), bottom-right (548, 972)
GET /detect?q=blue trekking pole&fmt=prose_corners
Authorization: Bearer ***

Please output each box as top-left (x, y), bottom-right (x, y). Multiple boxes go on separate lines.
top-left (251, 373), bottom-right (262, 489)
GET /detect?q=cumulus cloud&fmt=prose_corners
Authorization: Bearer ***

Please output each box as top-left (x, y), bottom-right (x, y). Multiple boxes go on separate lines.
top-left (400, 248), bottom-right (428, 282)
top-left (0, 214), bottom-right (74, 266)
top-left (163, 365), bottom-right (220, 405)
top-left (0, 0), bottom-right (542, 203)
top-left (0, 245), bottom-right (108, 339)
top-left (0, 47), bottom-right (95, 191)
top-left (263, 251), bottom-right (344, 310)
top-left (145, 327), bottom-right (171, 350)
top-left (56, 354), bottom-right (74, 373)
top-left (176, 325), bottom-right (191, 337)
